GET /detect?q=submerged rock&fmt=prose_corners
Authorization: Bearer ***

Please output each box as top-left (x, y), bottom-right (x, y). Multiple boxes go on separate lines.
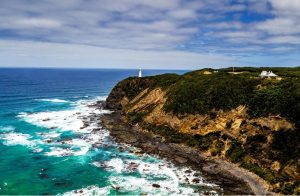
top-left (39, 173), bottom-right (49, 179)
top-left (192, 178), bottom-right (200, 183)
top-left (152, 184), bottom-right (160, 188)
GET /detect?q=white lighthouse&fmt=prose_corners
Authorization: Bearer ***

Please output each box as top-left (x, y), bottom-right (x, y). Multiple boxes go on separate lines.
top-left (138, 67), bottom-right (142, 77)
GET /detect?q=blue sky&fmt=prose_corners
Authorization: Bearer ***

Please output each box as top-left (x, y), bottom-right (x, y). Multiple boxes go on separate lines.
top-left (0, 0), bottom-right (300, 69)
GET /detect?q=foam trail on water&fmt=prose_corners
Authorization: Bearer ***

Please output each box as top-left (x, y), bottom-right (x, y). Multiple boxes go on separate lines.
top-left (105, 158), bottom-right (124, 173)
top-left (91, 151), bottom-right (219, 195)
top-left (18, 110), bottom-right (84, 132)
top-left (35, 98), bottom-right (69, 103)
top-left (61, 185), bottom-right (109, 196)
top-left (0, 126), bottom-right (15, 132)
top-left (0, 132), bottom-right (35, 147)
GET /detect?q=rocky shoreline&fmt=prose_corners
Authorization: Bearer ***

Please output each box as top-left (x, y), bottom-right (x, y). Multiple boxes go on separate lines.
top-left (100, 110), bottom-right (272, 195)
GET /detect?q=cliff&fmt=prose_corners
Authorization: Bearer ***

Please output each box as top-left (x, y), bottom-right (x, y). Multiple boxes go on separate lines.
top-left (106, 67), bottom-right (300, 194)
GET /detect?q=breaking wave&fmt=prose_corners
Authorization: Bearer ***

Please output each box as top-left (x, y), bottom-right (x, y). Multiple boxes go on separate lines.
top-left (35, 98), bottom-right (70, 103)
top-left (2, 96), bottom-right (219, 195)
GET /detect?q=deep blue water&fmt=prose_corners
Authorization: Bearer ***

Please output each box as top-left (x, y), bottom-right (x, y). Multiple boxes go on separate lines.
top-left (0, 68), bottom-right (219, 195)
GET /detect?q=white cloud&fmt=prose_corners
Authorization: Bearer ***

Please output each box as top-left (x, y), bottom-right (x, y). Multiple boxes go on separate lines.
top-left (255, 18), bottom-right (300, 35)
top-left (0, 40), bottom-right (237, 69)
top-left (168, 9), bottom-right (197, 19)
top-left (0, 0), bottom-right (300, 68)
top-left (0, 0), bottom-right (203, 50)
top-left (13, 18), bottom-right (62, 29)
top-left (265, 35), bottom-right (300, 44)
top-left (255, 0), bottom-right (300, 36)
top-left (269, 0), bottom-right (300, 16)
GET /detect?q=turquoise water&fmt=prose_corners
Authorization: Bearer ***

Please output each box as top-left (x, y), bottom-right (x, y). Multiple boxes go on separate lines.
top-left (0, 68), bottom-right (219, 195)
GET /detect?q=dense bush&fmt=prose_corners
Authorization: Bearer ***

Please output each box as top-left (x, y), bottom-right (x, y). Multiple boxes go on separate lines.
top-left (271, 129), bottom-right (300, 163)
top-left (165, 73), bottom-right (259, 114)
top-left (118, 77), bottom-right (154, 99)
top-left (211, 140), bottom-right (224, 156)
top-left (116, 67), bottom-right (300, 128)
top-left (161, 68), bottom-right (300, 130)
top-left (241, 162), bottom-right (276, 184)
top-left (248, 78), bottom-right (300, 126)
top-left (151, 73), bottom-right (181, 89)
top-left (121, 73), bottom-right (181, 99)
top-left (226, 140), bottom-right (245, 162)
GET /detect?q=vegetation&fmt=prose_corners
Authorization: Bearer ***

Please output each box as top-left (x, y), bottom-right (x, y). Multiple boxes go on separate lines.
top-left (108, 67), bottom-right (300, 194)
top-left (226, 140), bottom-right (245, 163)
top-left (163, 69), bottom-right (300, 127)
top-left (113, 67), bottom-right (300, 125)
top-left (241, 162), bottom-right (276, 184)
top-left (165, 72), bottom-right (258, 114)
top-left (248, 78), bottom-right (300, 126)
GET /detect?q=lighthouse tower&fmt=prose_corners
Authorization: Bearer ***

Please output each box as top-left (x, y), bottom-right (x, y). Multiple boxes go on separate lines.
top-left (138, 67), bottom-right (142, 77)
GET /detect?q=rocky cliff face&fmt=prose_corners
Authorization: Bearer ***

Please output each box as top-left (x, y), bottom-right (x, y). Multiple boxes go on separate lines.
top-left (106, 70), bottom-right (300, 194)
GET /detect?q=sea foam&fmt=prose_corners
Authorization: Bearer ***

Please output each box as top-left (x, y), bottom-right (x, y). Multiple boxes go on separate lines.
top-left (0, 126), bottom-right (16, 132)
top-left (61, 185), bottom-right (109, 196)
top-left (17, 97), bottom-right (111, 157)
top-left (0, 132), bottom-right (35, 147)
top-left (36, 98), bottom-right (69, 103)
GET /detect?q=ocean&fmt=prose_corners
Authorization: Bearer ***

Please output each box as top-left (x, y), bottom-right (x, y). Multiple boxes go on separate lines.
top-left (0, 68), bottom-right (219, 195)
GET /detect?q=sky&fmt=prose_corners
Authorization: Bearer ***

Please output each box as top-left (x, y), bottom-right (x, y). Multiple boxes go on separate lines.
top-left (0, 0), bottom-right (300, 69)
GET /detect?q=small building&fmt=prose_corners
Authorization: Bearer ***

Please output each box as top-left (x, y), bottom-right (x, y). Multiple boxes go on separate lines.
top-left (138, 68), bottom-right (142, 77)
top-left (259, 71), bottom-right (278, 78)
top-left (203, 70), bottom-right (212, 75)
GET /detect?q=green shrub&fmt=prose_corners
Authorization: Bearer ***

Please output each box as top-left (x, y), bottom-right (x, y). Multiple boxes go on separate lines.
top-left (127, 112), bottom-right (147, 124)
top-left (271, 129), bottom-right (300, 163)
top-left (241, 162), bottom-right (276, 184)
top-left (211, 140), bottom-right (224, 156)
top-left (226, 140), bottom-right (245, 162)
top-left (281, 182), bottom-right (297, 195)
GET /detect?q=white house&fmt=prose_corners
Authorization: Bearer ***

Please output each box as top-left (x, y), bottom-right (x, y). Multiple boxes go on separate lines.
top-left (259, 71), bottom-right (278, 78)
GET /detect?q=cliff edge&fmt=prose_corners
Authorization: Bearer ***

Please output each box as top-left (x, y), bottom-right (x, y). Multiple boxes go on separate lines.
top-left (106, 67), bottom-right (300, 194)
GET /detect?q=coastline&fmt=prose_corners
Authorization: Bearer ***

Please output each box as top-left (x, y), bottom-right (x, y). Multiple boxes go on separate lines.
top-left (100, 110), bottom-right (273, 195)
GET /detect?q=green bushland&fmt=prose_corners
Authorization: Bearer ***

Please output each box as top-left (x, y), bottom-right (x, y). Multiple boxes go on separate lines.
top-left (226, 140), bottom-right (245, 163)
top-left (270, 130), bottom-right (300, 163)
top-left (241, 162), bottom-right (276, 184)
top-left (163, 68), bottom-right (300, 127)
top-left (165, 72), bottom-right (259, 115)
top-left (280, 182), bottom-right (300, 195)
top-left (115, 67), bottom-right (300, 126)
top-left (119, 73), bottom-right (181, 99)
top-left (248, 77), bottom-right (300, 126)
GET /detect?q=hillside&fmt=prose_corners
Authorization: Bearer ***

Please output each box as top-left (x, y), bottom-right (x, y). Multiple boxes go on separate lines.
top-left (106, 67), bottom-right (300, 194)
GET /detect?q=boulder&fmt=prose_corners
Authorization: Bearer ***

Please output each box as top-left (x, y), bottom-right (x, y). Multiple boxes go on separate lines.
top-left (174, 156), bottom-right (188, 164)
